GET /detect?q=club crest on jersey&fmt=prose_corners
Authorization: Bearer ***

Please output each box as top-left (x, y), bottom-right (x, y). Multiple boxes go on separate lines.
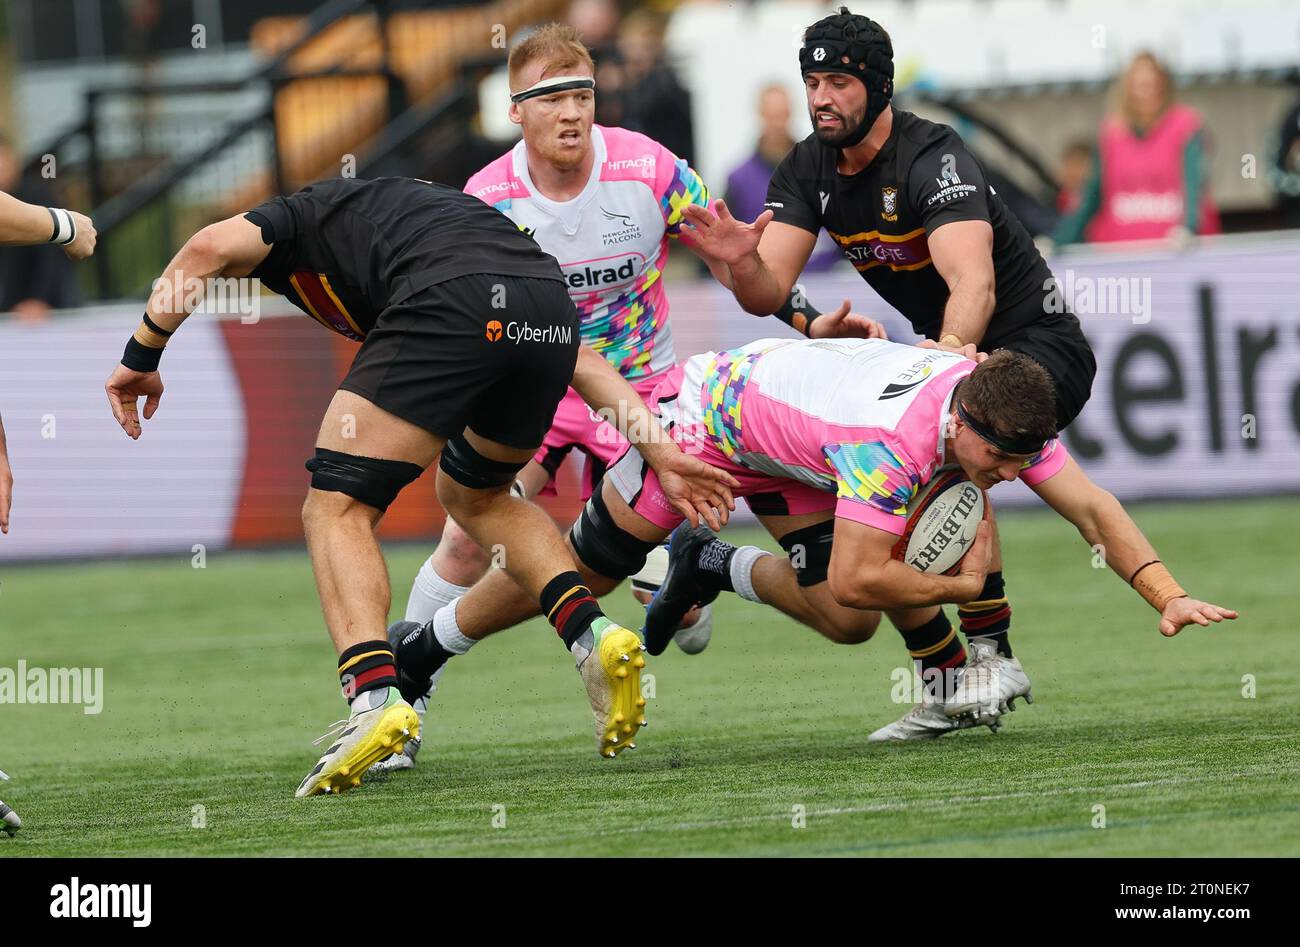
top-left (601, 206), bottom-right (642, 246)
top-left (881, 186), bottom-right (898, 222)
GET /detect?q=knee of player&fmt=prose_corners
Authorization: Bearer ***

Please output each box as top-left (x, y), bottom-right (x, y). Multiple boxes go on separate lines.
top-left (301, 488), bottom-right (382, 539)
top-left (567, 490), bottom-right (661, 589)
top-left (435, 470), bottom-right (513, 522)
top-left (436, 434), bottom-right (525, 515)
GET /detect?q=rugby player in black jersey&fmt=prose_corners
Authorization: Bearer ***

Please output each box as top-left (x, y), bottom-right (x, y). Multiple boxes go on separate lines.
top-left (102, 177), bottom-right (737, 794)
top-left (668, 7), bottom-right (1099, 741)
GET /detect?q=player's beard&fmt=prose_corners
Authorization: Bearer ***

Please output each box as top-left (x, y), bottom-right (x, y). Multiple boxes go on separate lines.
top-left (811, 104), bottom-right (867, 148)
top-left (536, 126), bottom-right (592, 171)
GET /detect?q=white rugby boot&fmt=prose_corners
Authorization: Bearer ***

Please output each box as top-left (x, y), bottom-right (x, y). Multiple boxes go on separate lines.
top-left (868, 700), bottom-right (988, 743)
top-left (0, 769), bottom-right (17, 837)
top-left (0, 801), bottom-right (20, 836)
top-left (944, 637), bottom-right (1033, 721)
top-left (295, 686), bottom-right (419, 798)
top-left (573, 617), bottom-right (647, 758)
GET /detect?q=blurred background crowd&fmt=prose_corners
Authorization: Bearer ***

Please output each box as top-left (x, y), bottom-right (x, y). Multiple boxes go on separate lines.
top-left (0, 0), bottom-right (1298, 316)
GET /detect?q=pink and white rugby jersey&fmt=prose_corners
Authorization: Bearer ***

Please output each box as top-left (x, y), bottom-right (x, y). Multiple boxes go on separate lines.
top-left (464, 125), bottom-right (709, 379)
top-left (675, 338), bottom-right (1068, 534)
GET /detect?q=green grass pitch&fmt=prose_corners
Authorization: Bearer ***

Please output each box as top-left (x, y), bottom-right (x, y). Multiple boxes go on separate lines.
top-left (1, 496), bottom-right (1297, 857)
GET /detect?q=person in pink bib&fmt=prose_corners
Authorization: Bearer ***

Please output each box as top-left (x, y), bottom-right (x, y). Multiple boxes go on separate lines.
top-left (1054, 52), bottom-right (1220, 245)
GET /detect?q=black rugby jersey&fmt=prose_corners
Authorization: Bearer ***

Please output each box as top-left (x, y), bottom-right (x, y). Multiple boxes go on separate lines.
top-left (766, 109), bottom-right (1052, 344)
top-left (245, 176), bottom-right (563, 340)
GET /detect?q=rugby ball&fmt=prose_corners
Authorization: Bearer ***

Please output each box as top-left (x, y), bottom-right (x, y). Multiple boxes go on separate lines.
top-left (891, 469), bottom-right (985, 576)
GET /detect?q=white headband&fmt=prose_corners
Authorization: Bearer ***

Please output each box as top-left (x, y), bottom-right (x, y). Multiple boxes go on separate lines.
top-left (510, 75), bottom-right (595, 104)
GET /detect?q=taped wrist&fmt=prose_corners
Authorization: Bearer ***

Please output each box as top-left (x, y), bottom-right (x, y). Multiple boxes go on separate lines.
top-left (121, 313), bottom-right (172, 372)
top-left (772, 284), bottom-right (821, 337)
top-left (1129, 560), bottom-right (1187, 611)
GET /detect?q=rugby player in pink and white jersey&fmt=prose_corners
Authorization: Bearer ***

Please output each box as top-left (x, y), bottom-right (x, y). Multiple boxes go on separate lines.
top-left (387, 337), bottom-right (1236, 747)
top-left (379, 24), bottom-right (884, 770)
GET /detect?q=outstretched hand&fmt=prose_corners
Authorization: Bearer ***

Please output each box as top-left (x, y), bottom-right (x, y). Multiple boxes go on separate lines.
top-left (655, 449), bottom-right (739, 531)
top-left (678, 199), bottom-right (773, 267)
top-left (1159, 597), bottom-right (1238, 637)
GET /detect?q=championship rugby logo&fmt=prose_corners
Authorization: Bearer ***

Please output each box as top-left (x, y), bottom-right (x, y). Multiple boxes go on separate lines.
top-left (881, 186), bottom-right (898, 222)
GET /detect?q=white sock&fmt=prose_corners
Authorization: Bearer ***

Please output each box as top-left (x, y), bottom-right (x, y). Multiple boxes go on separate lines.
top-left (433, 601), bottom-right (476, 655)
top-left (406, 558), bottom-right (470, 625)
top-left (730, 546), bottom-right (770, 603)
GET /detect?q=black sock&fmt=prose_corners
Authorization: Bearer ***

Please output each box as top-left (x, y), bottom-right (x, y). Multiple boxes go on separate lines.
top-left (695, 537), bottom-right (738, 592)
top-left (540, 571), bottom-right (605, 649)
top-left (898, 611), bottom-right (965, 701)
top-left (338, 640), bottom-right (397, 705)
top-left (958, 571), bottom-right (1013, 658)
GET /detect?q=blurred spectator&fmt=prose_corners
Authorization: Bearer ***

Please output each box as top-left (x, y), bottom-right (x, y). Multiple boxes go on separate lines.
top-left (1056, 140), bottom-right (1094, 217)
top-left (599, 10), bottom-right (695, 165)
top-left (0, 136), bottom-right (81, 321)
top-left (723, 84), bottom-right (796, 225)
top-left (1054, 52), bottom-right (1219, 245)
top-left (568, 0), bottom-right (621, 63)
top-left (723, 83), bottom-right (840, 270)
top-left (1269, 93), bottom-right (1300, 228)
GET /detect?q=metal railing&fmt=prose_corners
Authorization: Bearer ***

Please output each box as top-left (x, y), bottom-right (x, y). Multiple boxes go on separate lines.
top-left (24, 0), bottom-right (387, 300)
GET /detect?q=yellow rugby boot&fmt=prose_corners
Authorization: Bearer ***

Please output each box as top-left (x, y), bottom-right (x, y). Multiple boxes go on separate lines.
top-left (295, 686), bottom-right (419, 798)
top-left (573, 617), bottom-right (647, 758)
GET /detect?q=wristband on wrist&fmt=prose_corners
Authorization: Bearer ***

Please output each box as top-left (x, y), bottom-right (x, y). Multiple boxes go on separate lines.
top-left (122, 337), bottom-right (163, 372)
top-left (1129, 559), bottom-right (1188, 611)
top-left (47, 207), bottom-right (76, 246)
top-left (773, 284), bottom-right (821, 337)
top-left (939, 332), bottom-right (963, 348)
top-left (121, 313), bottom-right (170, 372)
